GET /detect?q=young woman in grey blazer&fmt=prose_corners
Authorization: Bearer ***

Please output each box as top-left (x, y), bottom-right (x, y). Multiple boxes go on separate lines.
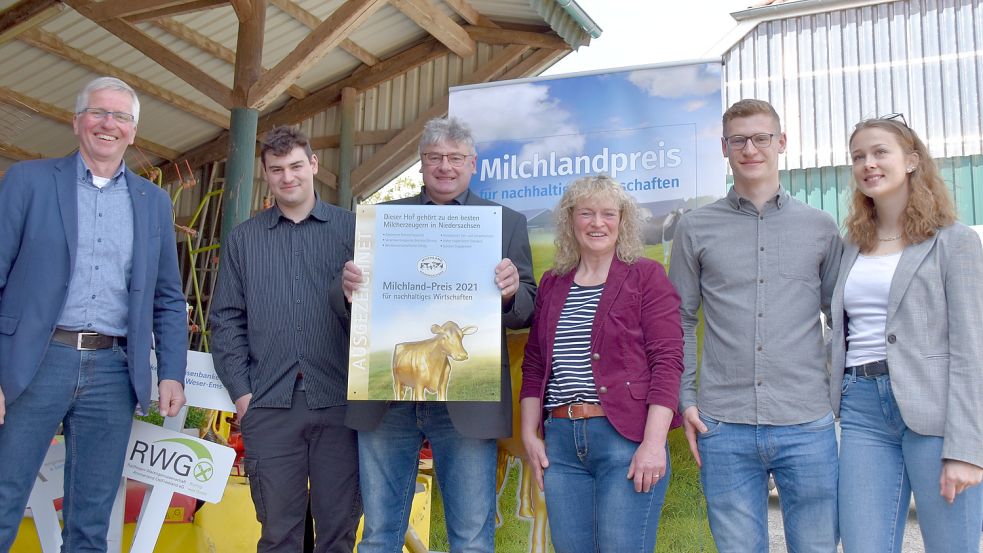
top-left (831, 115), bottom-right (983, 552)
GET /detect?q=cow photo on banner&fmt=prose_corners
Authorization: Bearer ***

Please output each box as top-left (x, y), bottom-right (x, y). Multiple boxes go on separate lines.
top-left (447, 60), bottom-right (727, 552)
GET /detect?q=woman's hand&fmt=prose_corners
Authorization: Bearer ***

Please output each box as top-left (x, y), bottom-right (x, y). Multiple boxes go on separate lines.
top-left (627, 439), bottom-right (666, 493)
top-left (522, 431), bottom-right (550, 491)
top-left (940, 459), bottom-right (983, 503)
top-left (519, 397), bottom-right (549, 491)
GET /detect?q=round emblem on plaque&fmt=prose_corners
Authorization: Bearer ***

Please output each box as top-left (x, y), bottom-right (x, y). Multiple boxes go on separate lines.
top-left (417, 256), bottom-right (447, 277)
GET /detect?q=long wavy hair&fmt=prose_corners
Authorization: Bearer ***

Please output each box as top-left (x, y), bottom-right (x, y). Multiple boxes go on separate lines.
top-left (845, 118), bottom-right (956, 252)
top-left (552, 175), bottom-right (644, 275)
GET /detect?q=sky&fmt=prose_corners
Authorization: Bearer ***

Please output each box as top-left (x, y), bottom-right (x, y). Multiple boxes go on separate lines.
top-left (388, 0), bottom-right (754, 189)
top-left (544, 0), bottom-right (754, 76)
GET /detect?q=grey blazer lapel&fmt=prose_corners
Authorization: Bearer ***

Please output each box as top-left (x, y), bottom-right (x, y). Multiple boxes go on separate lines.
top-left (833, 243), bottom-right (860, 318)
top-left (888, 235), bottom-right (937, 320)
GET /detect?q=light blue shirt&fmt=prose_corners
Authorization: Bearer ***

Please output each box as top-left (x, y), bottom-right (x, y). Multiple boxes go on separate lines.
top-left (57, 154), bottom-right (134, 336)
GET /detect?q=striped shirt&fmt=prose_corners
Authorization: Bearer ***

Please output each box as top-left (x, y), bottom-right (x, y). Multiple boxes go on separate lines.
top-left (544, 283), bottom-right (603, 408)
top-left (210, 201), bottom-right (355, 409)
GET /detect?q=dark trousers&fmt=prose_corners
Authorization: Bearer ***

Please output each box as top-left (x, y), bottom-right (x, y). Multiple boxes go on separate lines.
top-left (241, 390), bottom-right (361, 553)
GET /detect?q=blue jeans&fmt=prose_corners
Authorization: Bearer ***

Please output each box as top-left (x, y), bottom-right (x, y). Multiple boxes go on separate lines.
top-left (356, 403), bottom-right (496, 553)
top-left (838, 373), bottom-right (983, 553)
top-left (0, 341), bottom-right (135, 553)
top-left (697, 411), bottom-right (838, 553)
top-left (543, 416), bottom-right (669, 553)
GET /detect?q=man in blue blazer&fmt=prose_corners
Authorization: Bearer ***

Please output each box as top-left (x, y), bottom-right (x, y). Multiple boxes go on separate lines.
top-left (0, 77), bottom-right (187, 552)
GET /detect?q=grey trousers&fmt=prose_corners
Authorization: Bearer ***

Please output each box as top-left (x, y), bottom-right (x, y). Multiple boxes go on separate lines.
top-left (241, 390), bottom-right (361, 553)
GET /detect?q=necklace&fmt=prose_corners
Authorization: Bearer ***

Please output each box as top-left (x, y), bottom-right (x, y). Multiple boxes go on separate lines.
top-left (878, 234), bottom-right (901, 242)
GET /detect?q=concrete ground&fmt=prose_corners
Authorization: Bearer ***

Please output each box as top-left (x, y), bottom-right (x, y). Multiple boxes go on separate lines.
top-left (766, 491), bottom-right (983, 553)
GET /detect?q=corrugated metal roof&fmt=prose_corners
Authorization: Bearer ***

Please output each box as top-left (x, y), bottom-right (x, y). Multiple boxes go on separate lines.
top-left (723, 0), bottom-right (982, 169)
top-left (0, 0), bottom-right (596, 192)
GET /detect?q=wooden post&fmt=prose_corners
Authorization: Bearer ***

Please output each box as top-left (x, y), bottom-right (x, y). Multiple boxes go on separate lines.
top-left (221, 0), bottom-right (266, 243)
top-left (338, 86), bottom-right (357, 209)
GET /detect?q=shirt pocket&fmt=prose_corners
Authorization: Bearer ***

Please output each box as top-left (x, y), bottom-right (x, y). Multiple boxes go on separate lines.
top-left (0, 315), bottom-right (18, 335)
top-left (779, 232), bottom-right (820, 281)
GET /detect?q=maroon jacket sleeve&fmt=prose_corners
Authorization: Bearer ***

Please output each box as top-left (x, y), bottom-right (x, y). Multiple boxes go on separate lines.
top-left (519, 271), bottom-right (554, 401)
top-left (639, 260), bottom-right (684, 411)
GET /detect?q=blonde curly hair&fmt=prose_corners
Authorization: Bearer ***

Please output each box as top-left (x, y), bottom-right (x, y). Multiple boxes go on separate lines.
top-left (552, 175), bottom-right (644, 275)
top-left (845, 118), bottom-right (956, 252)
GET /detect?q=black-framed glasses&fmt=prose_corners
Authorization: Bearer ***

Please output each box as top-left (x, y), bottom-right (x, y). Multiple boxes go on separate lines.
top-left (77, 108), bottom-right (136, 124)
top-left (421, 152), bottom-right (473, 167)
top-left (724, 133), bottom-right (774, 151)
top-left (879, 112), bottom-right (908, 127)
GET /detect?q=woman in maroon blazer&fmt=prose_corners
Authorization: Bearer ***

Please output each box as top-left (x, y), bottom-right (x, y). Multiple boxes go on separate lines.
top-left (519, 175), bottom-right (684, 553)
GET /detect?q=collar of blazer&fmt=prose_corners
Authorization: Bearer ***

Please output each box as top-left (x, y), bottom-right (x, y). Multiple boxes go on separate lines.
top-left (545, 257), bottom-right (633, 350)
top-left (842, 233), bottom-right (938, 322)
top-left (53, 154), bottom-right (153, 292)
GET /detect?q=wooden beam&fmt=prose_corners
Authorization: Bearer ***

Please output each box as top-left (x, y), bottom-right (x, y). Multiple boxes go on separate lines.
top-left (351, 44), bottom-right (529, 196)
top-left (350, 106), bottom-right (438, 198)
top-left (0, 85), bottom-right (71, 123)
top-left (309, 129), bottom-right (400, 149)
top-left (0, 0), bottom-right (63, 45)
top-left (249, 0), bottom-right (386, 110)
top-left (168, 37), bottom-right (450, 174)
top-left (0, 86), bottom-right (181, 160)
top-left (0, 141), bottom-right (44, 161)
top-left (152, 18), bottom-right (309, 100)
top-left (123, 0), bottom-right (228, 21)
top-left (499, 47), bottom-right (567, 80)
top-left (441, 0), bottom-right (491, 26)
top-left (19, 28), bottom-right (230, 128)
top-left (229, 0), bottom-right (251, 22)
top-left (315, 168), bottom-right (337, 189)
top-left (231, 0), bottom-right (266, 106)
top-left (268, 0), bottom-right (380, 66)
top-left (390, 0), bottom-right (474, 59)
top-left (264, 38), bottom-right (448, 128)
top-left (339, 37), bottom-right (379, 66)
top-left (268, 0), bottom-right (318, 27)
top-left (160, 130), bottom-right (230, 178)
top-left (153, 17), bottom-right (237, 63)
top-left (65, 0), bottom-right (234, 109)
top-left (465, 25), bottom-right (568, 50)
top-left (83, 0), bottom-right (225, 21)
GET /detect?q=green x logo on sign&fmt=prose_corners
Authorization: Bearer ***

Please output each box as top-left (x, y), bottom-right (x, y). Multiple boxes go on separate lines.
top-left (193, 461), bottom-right (214, 482)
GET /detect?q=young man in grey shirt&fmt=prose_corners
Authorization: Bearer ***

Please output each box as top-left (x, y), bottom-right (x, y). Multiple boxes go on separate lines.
top-left (668, 99), bottom-right (842, 553)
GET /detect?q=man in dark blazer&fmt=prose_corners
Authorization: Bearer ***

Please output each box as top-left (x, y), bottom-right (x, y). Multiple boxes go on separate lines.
top-left (336, 117), bottom-right (536, 553)
top-left (0, 77), bottom-right (187, 552)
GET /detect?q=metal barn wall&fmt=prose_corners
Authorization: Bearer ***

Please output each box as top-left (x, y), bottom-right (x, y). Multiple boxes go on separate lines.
top-left (726, 0), bottom-right (983, 226)
top-left (781, 153), bottom-right (983, 225)
top-left (724, 0), bottom-right (983, 171)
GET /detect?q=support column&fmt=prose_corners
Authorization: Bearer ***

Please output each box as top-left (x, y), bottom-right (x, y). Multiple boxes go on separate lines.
top-left (338, 86), bottom-right (357, 210)
top-left (220, 107), bottom-right (259, 244)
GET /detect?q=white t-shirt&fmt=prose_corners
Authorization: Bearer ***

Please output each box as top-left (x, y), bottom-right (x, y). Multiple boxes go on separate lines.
top-left (844, 251), bottom-right (902, 367)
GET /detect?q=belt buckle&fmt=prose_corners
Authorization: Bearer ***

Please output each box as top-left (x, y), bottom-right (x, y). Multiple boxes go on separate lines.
top-left (567, 403), bottom-right (584, 420)
top-left (76, 332), bottom-right (99, 351)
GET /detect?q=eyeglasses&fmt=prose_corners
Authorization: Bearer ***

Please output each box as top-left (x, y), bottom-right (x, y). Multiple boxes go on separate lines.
top-left (879, 112), bottom-right (908, 127)
top-left (724, 133), bottom-right (774, 151)
top-left (77, 108), bottom-right (136, 124)
top-left (421, 153), bottom-right (473, 167)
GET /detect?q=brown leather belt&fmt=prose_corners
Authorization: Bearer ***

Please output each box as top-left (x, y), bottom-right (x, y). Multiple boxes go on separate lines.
top-left (52, 329), bottom-right (126, 351)
top-left (550, 403), bottom-right (605, 420)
